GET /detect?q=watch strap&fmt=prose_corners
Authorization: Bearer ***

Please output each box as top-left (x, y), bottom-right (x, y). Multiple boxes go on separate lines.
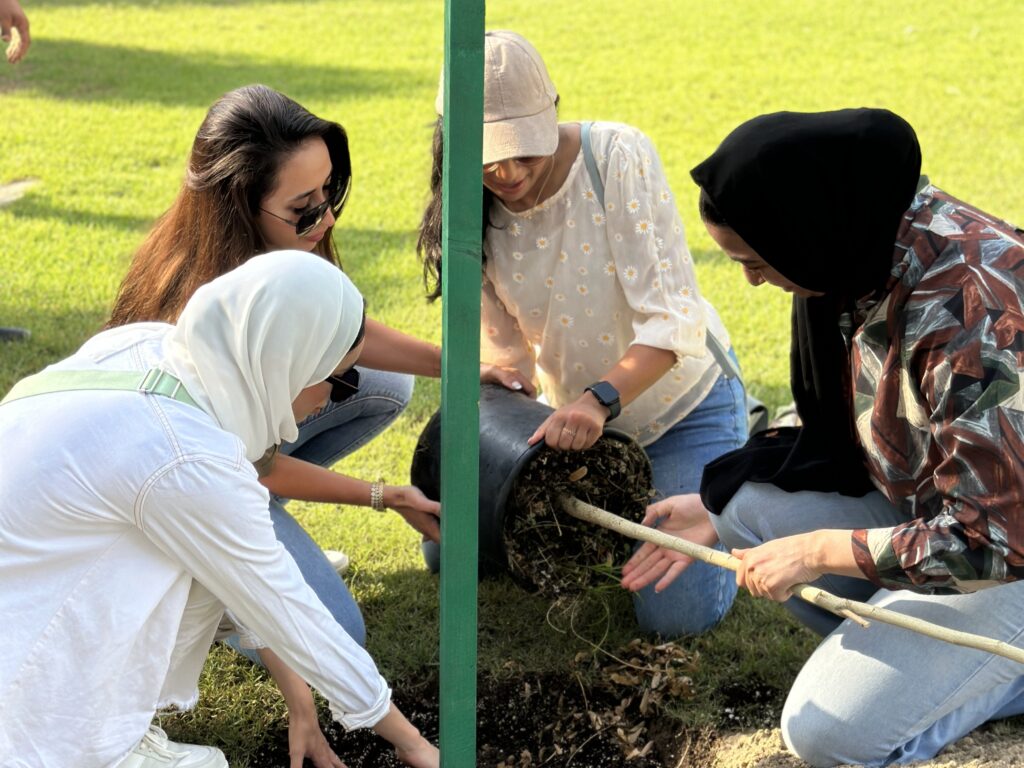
top-left (585, 380), bottom-right (621, 421)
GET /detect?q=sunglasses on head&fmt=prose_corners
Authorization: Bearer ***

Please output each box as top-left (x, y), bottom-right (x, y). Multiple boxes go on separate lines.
top-left (262, 177), bottom-right (351, 238)
top-left (326, 367), bottom-right (360, 403)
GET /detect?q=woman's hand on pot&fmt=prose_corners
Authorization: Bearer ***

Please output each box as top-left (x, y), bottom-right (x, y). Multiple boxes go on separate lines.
top-left (480, 363), bottom-right (536, 396)
top-left (385, 485), bottom-right (442, 543)
top-left (621, 494), bottom-right (718, 593)
top-left (527, 398), bottom-right (607, 451)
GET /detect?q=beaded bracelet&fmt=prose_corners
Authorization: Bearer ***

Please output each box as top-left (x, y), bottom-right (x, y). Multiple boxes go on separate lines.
top-left (370, 478), bottom-right (386, 512)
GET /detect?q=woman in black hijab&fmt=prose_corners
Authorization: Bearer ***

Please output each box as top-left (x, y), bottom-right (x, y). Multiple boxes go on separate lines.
top-left (622, 108), bottom-right (1024, 766)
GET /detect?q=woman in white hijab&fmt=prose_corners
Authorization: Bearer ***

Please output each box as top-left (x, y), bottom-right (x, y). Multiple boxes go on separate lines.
top-left (0, 251), bottom-right (438, 768)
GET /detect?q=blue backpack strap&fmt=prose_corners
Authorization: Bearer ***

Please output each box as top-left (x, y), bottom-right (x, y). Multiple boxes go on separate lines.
top-left (580, 121), bottom-right (605, 209)
top-left (704, 331), bottom-right (742, 380)
top-left (1, 367), bottom-right (199, 409)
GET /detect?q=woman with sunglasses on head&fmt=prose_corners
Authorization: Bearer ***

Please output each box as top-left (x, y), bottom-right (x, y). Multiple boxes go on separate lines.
top-left (625, 108), bottom-right (1024, 766)
top-left (107, 84), bottom-right (527, 767)
top-left (418, 31), bottom-right (748, 638)
top-left (0, 251), bottom-right (438, 768)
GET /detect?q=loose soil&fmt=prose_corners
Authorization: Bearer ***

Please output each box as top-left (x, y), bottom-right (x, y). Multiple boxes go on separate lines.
top-left (243, 637), bottom-right (703, 767)
top-left (245, 690), bottom-right (1024, 768)
top-left (242, 665), bottom-right (1024, 768)
top-left (504, 438), bottom-right (653, 596)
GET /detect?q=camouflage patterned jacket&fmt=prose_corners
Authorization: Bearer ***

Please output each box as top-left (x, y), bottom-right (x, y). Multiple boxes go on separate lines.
top-left (850, 185), bottom-right (1024, 591)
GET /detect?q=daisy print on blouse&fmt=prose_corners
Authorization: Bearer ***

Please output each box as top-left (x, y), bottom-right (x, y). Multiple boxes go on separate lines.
top-left (478, 122), bottom-right (717, 449)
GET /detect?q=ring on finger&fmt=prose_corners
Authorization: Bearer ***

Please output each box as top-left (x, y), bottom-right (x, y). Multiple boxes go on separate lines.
top-left (561, 427), bottom-right (577, 437)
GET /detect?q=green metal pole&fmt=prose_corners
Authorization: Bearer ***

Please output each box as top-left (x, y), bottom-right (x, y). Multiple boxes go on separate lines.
top-left (439, 1), bottom-right (483, 765)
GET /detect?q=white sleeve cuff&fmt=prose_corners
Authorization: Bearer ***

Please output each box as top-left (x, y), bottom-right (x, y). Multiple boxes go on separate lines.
top-left (329, 678), bottom-right (393, 730)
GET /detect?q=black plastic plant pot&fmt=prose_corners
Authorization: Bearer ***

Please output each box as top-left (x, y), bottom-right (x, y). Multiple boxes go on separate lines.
top-left (410, 383), bottom-right (652, 587)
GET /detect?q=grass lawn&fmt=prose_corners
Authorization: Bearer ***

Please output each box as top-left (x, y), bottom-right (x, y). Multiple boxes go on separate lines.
top-left (3, 1), bottom-right (1024, 765)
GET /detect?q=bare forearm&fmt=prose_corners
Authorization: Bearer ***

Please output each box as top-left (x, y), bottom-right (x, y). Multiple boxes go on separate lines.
top-left (259, 647), bottom-right (317, 719)
top-left (600, 344), bottom-right (677, 405)
top-left (372, 704), bottom-right (428, 751)
top-left (261, 454), bottom-right (374, 506)
top-left (359, 318), bottom-right (441, 377)
top-left (808, 529), bottom-right (865, 579)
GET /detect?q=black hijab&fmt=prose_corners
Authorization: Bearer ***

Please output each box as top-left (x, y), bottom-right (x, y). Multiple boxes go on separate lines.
top-left (690, 108), bottom-right (922, 513)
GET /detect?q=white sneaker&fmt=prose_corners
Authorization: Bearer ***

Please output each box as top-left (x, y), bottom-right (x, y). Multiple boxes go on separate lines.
top-left (118, 724), bottom-right (228, 767)
top-left (324, 549), bottom-right (350, 575)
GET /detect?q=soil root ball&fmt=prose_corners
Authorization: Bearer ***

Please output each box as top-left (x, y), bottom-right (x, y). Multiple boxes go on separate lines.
top-left (505, 436), bottom-right (652, 596)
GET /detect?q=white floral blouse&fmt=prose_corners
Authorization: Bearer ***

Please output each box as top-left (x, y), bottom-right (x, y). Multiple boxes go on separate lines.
top-left (481, 121), bottom-right (731, 446)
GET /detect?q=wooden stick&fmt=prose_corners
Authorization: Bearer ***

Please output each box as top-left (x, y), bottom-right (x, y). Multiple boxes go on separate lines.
top-left (560, 495), bottom-right (1024, 665)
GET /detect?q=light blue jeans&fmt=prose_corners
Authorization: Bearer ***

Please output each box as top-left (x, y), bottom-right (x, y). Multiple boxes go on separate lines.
top-left (633, 364), bottom-right (746, 636)
top-left (225, 367), bottom-right (414, 663)
top-left (422, 357), bottom-right (747, 638)
top-left (713, 481), bottom-right (1024, 766)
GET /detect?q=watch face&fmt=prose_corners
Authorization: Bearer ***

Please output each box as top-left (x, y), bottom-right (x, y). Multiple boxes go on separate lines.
top-left (588, 381), bottom-right (619, 406)
top-left (587, 381), bottom-right (621, 421)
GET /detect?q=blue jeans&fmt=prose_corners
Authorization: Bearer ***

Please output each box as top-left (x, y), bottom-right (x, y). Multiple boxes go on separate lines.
top-left (713, 481), bottom-right (1024, 766)
top-left (633, 365), bottom-right (746, 636)
top-left (224, 367), bottom-right (414, 663)
top-left (423, 358), bottom-right (747, 638)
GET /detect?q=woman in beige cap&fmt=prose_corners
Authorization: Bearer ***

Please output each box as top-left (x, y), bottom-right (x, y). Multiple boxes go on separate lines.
top-left (418, 30), bottom-right (747, 637)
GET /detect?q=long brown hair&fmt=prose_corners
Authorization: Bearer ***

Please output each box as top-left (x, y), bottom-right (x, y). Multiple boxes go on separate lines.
top-left (108, 85), bottom-right (352, 326)
top-left (416, 96), bottom-right (559, 302)
top-left (416, 117), bottom-right (496, 303)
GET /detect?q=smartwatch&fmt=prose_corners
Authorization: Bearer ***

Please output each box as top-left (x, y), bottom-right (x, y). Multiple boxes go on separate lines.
top-left (584, 380), bottom-right (621, 421)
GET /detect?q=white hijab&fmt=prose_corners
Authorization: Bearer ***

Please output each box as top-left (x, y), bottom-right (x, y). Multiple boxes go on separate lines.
top-left (162, 250), bottom-right (364, 461)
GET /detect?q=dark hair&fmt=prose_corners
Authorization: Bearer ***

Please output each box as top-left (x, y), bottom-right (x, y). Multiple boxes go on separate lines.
top-left (417, 95), bottom-right (560, 303)
top-left (416, 117), bottom-right (495, 302)
top-left (108, 85), bottom-right (352, 327)
top-left (698, 187), bottom-right (728, 227)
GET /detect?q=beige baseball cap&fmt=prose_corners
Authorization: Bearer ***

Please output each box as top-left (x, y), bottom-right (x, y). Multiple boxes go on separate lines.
top-left (435, 30), bottom-right (559, 166)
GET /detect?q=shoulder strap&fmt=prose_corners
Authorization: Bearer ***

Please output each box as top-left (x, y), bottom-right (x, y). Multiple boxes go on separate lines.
top-left (580, 121), bottom-right (742, 380)
top-left (580, 121), bottom-right (605, 209)
top-left (704, 330), bottom-right (741, 379)
top-left (1, 367), bottom-right (200, 409)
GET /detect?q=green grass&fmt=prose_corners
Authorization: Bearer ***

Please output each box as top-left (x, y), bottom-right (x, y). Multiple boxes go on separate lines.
top-left (3, 1), bottom-right (1024, 764)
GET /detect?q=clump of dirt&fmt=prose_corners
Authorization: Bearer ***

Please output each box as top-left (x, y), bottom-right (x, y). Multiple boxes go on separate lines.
top-left (504, 437), bottom-right (653, 596)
